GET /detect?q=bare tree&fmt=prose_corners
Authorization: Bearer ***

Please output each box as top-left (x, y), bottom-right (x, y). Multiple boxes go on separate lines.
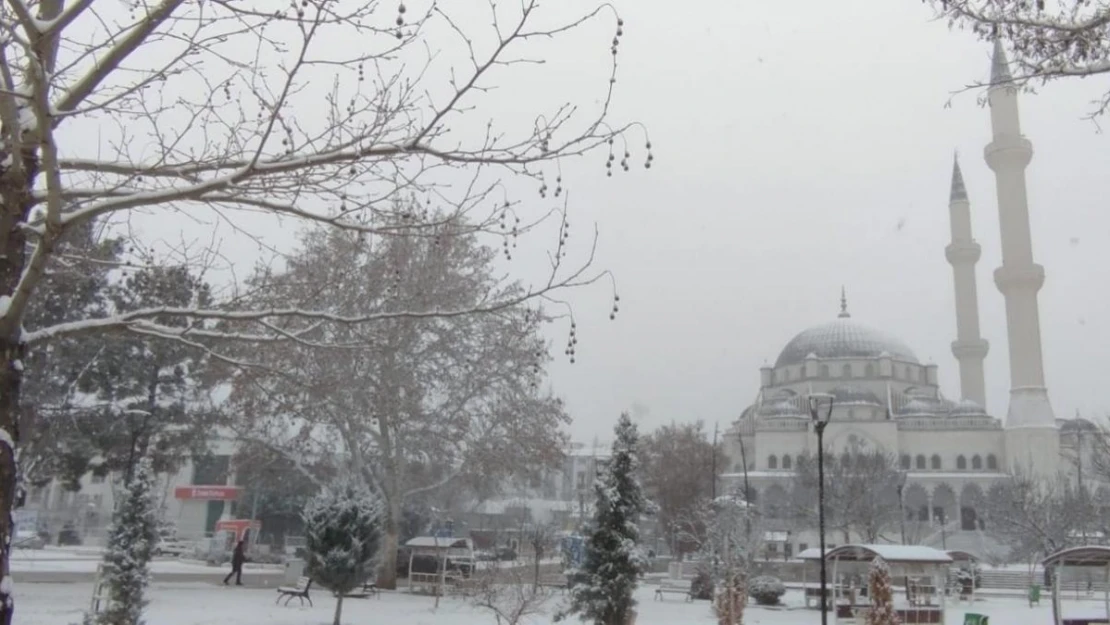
top-left (790, 446), bottom-right (903, 543)
top-left (228, 222), bottom-right (571, 588)
top-left (473, 568), bottom-right (555, 625)
top-left (639, 421), bottom-right (725, 559)
top-left (983, 468), bottom-right (1088, 564)
top-left (921, 0), bottom-right (1110, 115)
top-left (0, 0), bottom-right (646, 617)
top-left (527, 522), bottom-right (557, 591)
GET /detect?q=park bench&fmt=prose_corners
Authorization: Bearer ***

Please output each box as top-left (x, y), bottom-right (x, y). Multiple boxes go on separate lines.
top-left (537, 575), bottom-right (567, 593)
top-left (344, 580), bottom-right (380, 599)
top-left (276, 576), bottom-right (313, 606)
top-left (653, 580), bottom-right (692, 602)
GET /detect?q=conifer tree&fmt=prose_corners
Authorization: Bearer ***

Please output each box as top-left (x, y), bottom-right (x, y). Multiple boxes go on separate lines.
top-left (557, 413), bottom-right (646, 625)
top-left (303, 482), bottom-right (383, 625)
top-left (92, 456), bottom-right (158, 625)
top-left (866, 556), bottom-right (902, 625)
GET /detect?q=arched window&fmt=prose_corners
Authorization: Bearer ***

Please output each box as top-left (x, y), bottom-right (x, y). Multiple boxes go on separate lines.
top-left (915, 455), bottom-right (926, 470)
top-left (910, 367), bottom-right (919, 381)
top-left (865, 363), bottom-right (875, 377)
top-left (956, 455), bottom-right (967, 470)
top-left (987, 454), bottom-right (998, 470)
top-left (931, 454), bottom-right (942, 470)
top-left (782, 455), bottom-right (793, 470)
top-left (842, 364), bottom-right (852, 378)
top-left (820, 365), bottom-right (829, 378)
top-left (768, 455), bottom-right (778, 470)
top-left (972, 455), bottom-right (982, 470)
top-left (901, 454), bottom-right (911, 470)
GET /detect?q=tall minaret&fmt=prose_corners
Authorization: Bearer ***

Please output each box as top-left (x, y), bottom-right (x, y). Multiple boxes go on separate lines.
top-left (945, 156), bottom-right (989, 408)
top-left (986, 39), bottom-right (1058, 476)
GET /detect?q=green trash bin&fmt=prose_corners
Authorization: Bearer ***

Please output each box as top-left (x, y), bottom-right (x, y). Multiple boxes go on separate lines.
top-left (963, 614), bottom-right (988, 625)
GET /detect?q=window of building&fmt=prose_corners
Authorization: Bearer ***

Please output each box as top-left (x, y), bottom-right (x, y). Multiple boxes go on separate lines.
top-left (782, 455), bottom-right (792, 470)
top-left (895, 366), bottom-right (903, 379)
top-left (915, 455), bottom-right (926, 469)
top-left (910, 367), bottom-right (919, 381)
top-left (798, 543), bottom-right (809, 553)
top-left (865, 363), bottom-right (875, 377)
top-left (820, 365), bottom-right (829, 378)
top-left (768, 455), bottom-right (778, 470)
top-left (91, 473), bottom-right (105, 484)
top-left (931, 454), bottom-right (942, 470)
top-left (956, 455), bottom-right (967, 470)
top-left (901, 454), bottom-right (911, 470)
top-left (848, 409), bottom-right (855, 419)
top-left (842, 364), bottom-right (852, 378)
top-left (987, 454), bottom-right (998, 470)
top-left (972, 455), bottom-right (982, 470)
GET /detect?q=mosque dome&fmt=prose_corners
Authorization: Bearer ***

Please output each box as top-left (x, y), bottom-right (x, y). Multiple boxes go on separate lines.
top-left (774, 317), bottom-right (920, 367)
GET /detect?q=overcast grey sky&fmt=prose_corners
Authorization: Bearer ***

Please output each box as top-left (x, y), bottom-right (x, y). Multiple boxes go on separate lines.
top-left (530, 0), bottom-right (1110, 441)
top-left (115, 0), bottom-right (1110, 444)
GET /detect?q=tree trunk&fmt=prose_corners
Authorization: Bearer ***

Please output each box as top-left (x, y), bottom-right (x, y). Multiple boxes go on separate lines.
top-left (332, 593), bottom-right (344, 625)
top-left (376, 494), bottom-right (402, 590)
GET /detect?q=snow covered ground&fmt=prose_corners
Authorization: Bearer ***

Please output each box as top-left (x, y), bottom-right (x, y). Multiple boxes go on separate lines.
top-left (19, 581), bottom-right (1103, 625)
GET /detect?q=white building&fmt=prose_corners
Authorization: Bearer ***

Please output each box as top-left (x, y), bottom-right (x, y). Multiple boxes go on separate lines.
top-left (719, 41), bottom-right (1084, 557)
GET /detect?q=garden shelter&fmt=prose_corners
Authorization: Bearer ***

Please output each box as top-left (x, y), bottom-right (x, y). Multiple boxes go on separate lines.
top-left (1042, 545), bottom-right (1110, 625)
top-left (799, 544), bottom-right (952, 624)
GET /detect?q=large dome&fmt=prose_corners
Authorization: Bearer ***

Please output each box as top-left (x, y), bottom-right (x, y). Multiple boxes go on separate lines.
top-left (774, 318), bottom-right (919, 367)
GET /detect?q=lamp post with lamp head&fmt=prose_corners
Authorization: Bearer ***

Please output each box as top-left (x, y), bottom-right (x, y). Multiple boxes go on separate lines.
top-left (807, 392), bottom-right (834, 625)
top-left (896, 470), bottom-right (908, 545)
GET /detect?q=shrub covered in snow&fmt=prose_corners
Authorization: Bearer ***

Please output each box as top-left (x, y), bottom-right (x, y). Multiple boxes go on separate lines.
top-left (303, 481), bottom-right (383, 625)
top-left (748, 575), bottom-right (786, 606)
top-left (91, 457), bottom-right (158, 625)
top-left (556, 413), bottom-right (646, 625)
top-left (690, 566), bottom-right (715, 601)
top-left (866, 557), bottom-right (901, 625)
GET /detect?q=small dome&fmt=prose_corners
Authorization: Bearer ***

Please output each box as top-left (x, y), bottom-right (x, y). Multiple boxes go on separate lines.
top-left (775, 318), bottom-right (919, 367)
top-left (829, 385), bottom-right (883, 406)
top-left (899, 398), bottom-right (946, 416)
top-left (950, 399), bottom-right (987, 417)
top-left (757, 401), bottom-right (806, 418)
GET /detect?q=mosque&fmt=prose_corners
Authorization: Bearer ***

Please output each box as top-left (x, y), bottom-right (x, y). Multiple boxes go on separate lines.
top-left (719, 41), bottom-right (1090, 557)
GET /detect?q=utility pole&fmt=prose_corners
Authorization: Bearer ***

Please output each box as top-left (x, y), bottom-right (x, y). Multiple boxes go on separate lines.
top-left (711, 422), bottom-right (719, 501)
top-left (1075, 411), bottom-right (1087, 544)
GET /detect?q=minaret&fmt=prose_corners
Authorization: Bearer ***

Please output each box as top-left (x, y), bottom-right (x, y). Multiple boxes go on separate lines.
top-left (986, 40), bottom-right (1058, 475)
top-left (945, 156), bottom-right (989, 408)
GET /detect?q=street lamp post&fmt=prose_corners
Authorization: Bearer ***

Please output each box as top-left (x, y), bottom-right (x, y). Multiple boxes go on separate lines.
top-left (808, 392), bottom-right (834, 625)
top-left (896, 471), bottom-right (908, 545)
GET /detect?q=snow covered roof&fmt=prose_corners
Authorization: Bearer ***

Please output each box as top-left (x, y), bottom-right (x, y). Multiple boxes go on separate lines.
top-left (774, 318), bottom-right (919, 367)
top-left (798, 544), bottom-right (952, 564)
top-left (1042, 546), bottom-right (1110, 567)
top-left (404, 537), bottom-right (472, 550)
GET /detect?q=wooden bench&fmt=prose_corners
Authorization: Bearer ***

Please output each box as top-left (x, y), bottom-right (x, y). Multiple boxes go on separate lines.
top-left (276, 576), bottom-right (313, 606)
top-left (538, 575), bottom-right (567, 593)
top-left (654, 582), bottom-right (692, 602)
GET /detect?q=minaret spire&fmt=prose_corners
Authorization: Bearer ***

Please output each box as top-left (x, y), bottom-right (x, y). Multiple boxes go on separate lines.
top-left (985, 40), bottom-right (1057, 473)
top-left (838, 286), bottom-right (850, 318)
top-left (945, 153), bottom-right (989, 408)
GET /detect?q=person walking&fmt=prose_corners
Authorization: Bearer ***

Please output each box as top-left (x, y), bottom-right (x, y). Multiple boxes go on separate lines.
top-left (223, 540), bottom-right (247, 586)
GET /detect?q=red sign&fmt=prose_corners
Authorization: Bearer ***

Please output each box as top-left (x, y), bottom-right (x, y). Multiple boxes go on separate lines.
top-left (174, 486), bottom-right (241, 501)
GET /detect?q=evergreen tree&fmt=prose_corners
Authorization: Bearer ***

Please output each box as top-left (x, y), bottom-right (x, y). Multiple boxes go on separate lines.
top-left (557, 413), bottom-right (646, 625)
top-left (866, 556), bottom-right (902, 625)
top-left (303, 482), bottom-right (383, 625)
top-left (92, 457), bottom-right (158, 625)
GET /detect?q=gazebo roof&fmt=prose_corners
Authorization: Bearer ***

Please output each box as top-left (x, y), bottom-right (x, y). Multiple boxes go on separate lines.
top-left (405, 537), bottom-right (471, 550)
top-left (1043, 546), bottom-right (1110, 568)
top-left (798, 544), bottom-right (952, 564)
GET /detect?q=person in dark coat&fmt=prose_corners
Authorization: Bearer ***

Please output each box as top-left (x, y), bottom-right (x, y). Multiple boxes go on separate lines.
top-left (224, 540), bottom-right (247, 586)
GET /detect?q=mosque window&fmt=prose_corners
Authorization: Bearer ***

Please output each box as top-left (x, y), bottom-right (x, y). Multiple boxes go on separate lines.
top-left (987, 454), bottom-right (998, 470)
top-left (782, 455), bottom-right (792, 470)
top-left (842, 364), bottom-right (852, 378)
top-left (847, 409), bottom-right (855, 419)
top-left (768, 455), bottom-right (778, 469)
top-left (930, 454), bottom-right (942, 470)
top-left (820, 365), bottom-right (829, 378)
top-left (956, 455), bottom-right (967, 470)
top-left (972, 455), bottom-right (982, 470)
top-left (901, 454), bottom-right (911, 470)
top-left (915, 455), bottom-right (926, 470)
top-left (894, 366), bottom-right (902, 380)
top-left (865, 363), bottom-right (875, 377)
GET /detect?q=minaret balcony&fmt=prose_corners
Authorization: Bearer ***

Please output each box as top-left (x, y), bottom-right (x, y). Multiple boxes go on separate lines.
top-left (984, 136), bottom-right (1033, 171)
top-left (951, 338), bottom-right (989, 360)
top-left (993, 264), bottom-right (1045, 292)
top-left (945, 241), bottom-right (981, 264)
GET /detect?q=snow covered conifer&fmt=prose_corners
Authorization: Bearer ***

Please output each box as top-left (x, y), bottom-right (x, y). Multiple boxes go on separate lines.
top-left (303, 481), bottom-right (383, 625)
top-left (866, 556), bottom-right (902, 625)
top-left (92, 456), bottom-right (158, 625)
top-left (557, 413), bottom-right (646, 625)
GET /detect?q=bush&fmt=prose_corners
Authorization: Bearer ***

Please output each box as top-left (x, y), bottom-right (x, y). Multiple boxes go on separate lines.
top-left (690, 567), bottom-right (715, 601)
top-left (748, 575), bottom-right (786, 606)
